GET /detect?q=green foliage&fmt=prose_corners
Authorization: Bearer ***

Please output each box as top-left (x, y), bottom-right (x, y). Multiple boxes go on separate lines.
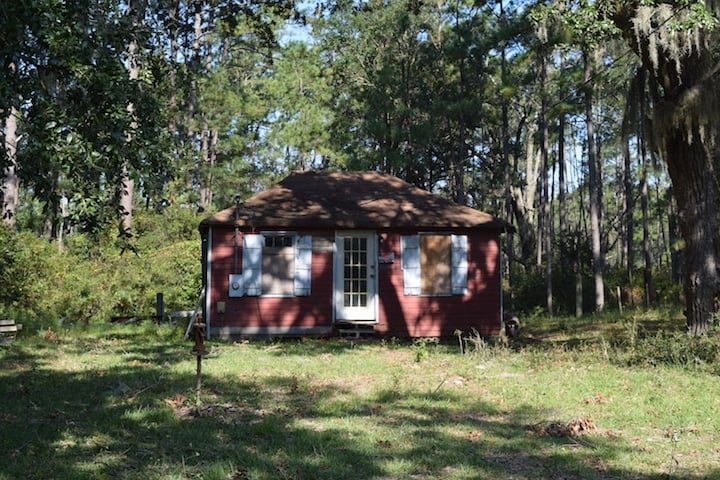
top-left (623, 329), bottom-right (720, 374)
top-left (0, 226), bottom-right (52, 322)
top-left (510, 266), bottom-right (595, 315)
top-left (0, 209), bottom-right (201, 331)
top-left (412, 337), bottom-right (438, 362)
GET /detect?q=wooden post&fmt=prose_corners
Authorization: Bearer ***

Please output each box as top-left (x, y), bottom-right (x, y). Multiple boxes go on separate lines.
top-left (195, 353), bottom-right (202, 406)
top-left (191, 313), bottom-right (207, 406)
top-left (156, 293), bottom-right (164, 322)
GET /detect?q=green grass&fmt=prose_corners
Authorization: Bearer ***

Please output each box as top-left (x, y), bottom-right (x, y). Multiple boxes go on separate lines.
top-left (2, 314), bottom-right (720, 479)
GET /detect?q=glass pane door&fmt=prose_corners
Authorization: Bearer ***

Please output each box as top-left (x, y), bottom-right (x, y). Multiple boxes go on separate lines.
top-left (334, 233), bottom-right (376, 321)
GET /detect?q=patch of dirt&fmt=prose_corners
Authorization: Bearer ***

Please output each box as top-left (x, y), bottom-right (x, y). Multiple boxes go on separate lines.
top-left (164, 395), bottom-right (284, 425)
top-left (534, 416), bottom-right (599, 438)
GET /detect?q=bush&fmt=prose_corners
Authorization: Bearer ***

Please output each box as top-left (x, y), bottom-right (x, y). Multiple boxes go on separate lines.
top-left (624, 329), bottom-right (720, 374)
top-left (0, 226), bottom-right (54, 328)
top-left (0, 207), bottom-right (202, 330)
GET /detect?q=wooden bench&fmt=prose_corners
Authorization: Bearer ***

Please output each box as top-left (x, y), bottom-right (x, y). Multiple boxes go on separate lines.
top-left (0, 319), bottom-right (22, 344)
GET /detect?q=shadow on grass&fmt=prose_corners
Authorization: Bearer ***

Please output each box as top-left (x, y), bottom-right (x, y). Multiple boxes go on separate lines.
top-left (1, 336), bottom-right (718, 480)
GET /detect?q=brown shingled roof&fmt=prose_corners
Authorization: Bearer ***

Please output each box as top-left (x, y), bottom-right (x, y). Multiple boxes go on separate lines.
top-left (199, 170), bottom-right (511, 231)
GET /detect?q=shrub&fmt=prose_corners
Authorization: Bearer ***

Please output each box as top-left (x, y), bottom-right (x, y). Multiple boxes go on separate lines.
top-left (625, 330), bottom-right (720, 374)
top-left (0, 226), bottom-right (54, 328)
top-left (1, 207), bottom-right (203, 329)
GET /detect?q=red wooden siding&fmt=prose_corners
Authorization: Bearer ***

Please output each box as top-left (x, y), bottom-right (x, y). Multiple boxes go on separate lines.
top-left (207, 228), bottom-right (502, 338)
top-left (208, 229), bottom-right (335, 335)
top-left (375, 231), bottom-right (501, 337)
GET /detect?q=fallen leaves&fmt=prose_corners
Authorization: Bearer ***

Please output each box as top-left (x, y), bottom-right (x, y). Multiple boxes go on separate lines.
top-left (534, 416), bottom-right (598, 438)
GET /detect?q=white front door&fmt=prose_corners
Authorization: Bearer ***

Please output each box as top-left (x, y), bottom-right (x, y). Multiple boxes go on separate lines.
top-left (334, 232), bottom-right (377, 322)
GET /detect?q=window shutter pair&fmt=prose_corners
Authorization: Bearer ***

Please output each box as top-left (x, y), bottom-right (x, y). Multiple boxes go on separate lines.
top-left (401, 234), bottom-right (468, 295)
top-left (238, 234), bottom-right (312, 296)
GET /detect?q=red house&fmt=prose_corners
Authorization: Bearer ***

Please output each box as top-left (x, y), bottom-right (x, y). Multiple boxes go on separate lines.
top-left (198, 170), bottom-right (511, 339)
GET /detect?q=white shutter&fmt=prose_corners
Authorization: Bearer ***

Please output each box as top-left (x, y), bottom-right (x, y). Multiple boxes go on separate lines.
top-left (451, 234), bottom-right (468, 295)
top-left (401, 235), bottom-right (421, 295)
top-left (294, 235), bottom-right (312, 296)
top-left (242, 234), bottom-right (263, 296)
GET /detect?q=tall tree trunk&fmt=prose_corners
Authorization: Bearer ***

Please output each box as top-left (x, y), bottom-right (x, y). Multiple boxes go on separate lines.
top-left (538, 47), bottom-right (552, 315)
top-left (511, 123), bottom-right (540, 262)
top-left (197, 6), bottom-right (216, 212)
top-left (640, 132), bottom-right (652, 307)
top-left (2, 106), bottom-right (19, 228)
top-left (558, 95), bottom-right (567, 267)
top-left (451, 36), bottom-right (467, 206)
top-left (499, 0), bottom-right (514, 307)
top-left (620, 131), bottom-right (632, 278)
top-left (121, 0), bottom-right (144, 234)
top-left (452, 114), bottom-right (466, 205)
top-left (668, 187), bottom-right (682, 285)
top-left (611, 3), bottom-right (720, 335)
top-left (584, 50), bottom-right (604, 313)
top-left (664, 129), bottom-right (719, 335)
top-left (187, 0), bottom-right (203, 141)
top-left (575, 228), bottom-right (583, 318)
top-left (199, 122), bottom-right (217, 211)
top-left (167, 0), bottom-right (181, 137)
top-left (620, 70), bottom-right (639, 282)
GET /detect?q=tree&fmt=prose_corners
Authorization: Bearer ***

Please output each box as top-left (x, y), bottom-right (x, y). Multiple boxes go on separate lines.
top-left (2, 106), bottom-right (19, 227)
top-left (317, 0), bottom-right (496, 194)
top-left (264, 41), bottom-right (336, 171)
top-left (609, 1), bottom-right (720, 334)
top-left (120, 0), bottom-right (146, 236)
top-left (584, 48), bottom-right (605, 313)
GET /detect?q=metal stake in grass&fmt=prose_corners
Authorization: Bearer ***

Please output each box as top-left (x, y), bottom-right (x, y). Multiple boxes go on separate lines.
top-left (191, 313), bottom-right (208, 406)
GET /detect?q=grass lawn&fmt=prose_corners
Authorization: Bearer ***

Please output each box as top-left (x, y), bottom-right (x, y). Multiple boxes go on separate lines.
top-left (1, 314), bottom-right (720, 479)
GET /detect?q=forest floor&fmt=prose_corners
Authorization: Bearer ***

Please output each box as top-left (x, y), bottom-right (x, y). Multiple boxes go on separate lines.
top-left (1, 310), bottom-right (719, 480)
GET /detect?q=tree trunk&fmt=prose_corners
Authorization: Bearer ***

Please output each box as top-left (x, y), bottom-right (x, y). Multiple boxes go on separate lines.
top-left (668, 187), bottom-right (683, 285)
top-left (584, 50), bottom-right (604, 313)
top-left (511, 127), bottom-right (540, 263)
top-left (620, 71), bottom-right (637, 281)
top-left (199, 123), bottom-right (217, 211)
top-left (121, 0), bottom-right (144, 234)
top-left (2, 107), bottom-right (19, 228)
top-left (621, 130), bottom-right (633, 277)
top-left (167, 0), bottom-right (180, 137)
top-left (558, 98), bottom-right (567, 267)
top-left (500, 0), bottom-right (514, 308)
top-left (611, 3), bottom-right (720, 334)
top-left (640, 136), bottom-right (652, 307)
top-left (538, 48), bottom-right (552, 315)
top-left (663, 128), bottom-right (720, 335)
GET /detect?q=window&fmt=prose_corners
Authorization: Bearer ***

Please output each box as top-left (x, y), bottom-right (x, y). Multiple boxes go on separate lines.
top-left (401, 234), bottom-right (467, 296)
top-left (240, 233), bottom-right (312, 297)
top-left (262, 235), bottom-right (295, 295)
top-left (421, 235), bottom-right (452, 295)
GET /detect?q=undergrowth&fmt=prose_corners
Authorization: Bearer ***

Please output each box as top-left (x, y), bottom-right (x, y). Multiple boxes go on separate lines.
top-left (621, 329), bottom-right (720, 374)
top-left (0, 207), bottom-right (203, 332)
